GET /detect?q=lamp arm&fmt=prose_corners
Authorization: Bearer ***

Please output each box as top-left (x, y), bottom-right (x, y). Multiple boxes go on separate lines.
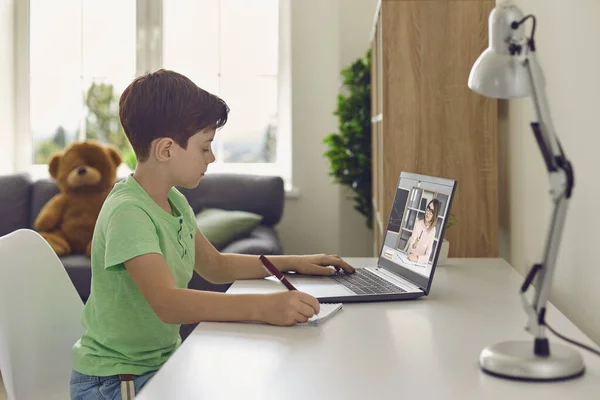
top-left (519, 50), bottom-right (575, 355)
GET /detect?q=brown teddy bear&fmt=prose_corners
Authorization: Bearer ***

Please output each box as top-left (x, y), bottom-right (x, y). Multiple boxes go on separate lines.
top-left (34, 140), bottom-right (123, 257)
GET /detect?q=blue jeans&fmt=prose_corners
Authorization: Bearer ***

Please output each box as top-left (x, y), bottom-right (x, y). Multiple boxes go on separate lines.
top-left (70, 369), bottom-right (156, 400)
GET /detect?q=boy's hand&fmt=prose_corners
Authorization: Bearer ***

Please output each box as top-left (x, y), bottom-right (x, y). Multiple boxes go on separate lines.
top-left (287, 254), bottom-right (355, 276)
top-left (257, 291), bottom-right (321, 326)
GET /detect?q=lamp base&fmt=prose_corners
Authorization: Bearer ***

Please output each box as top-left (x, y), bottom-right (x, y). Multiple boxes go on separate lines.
top-left (479, 340), bottom-right (585, 382)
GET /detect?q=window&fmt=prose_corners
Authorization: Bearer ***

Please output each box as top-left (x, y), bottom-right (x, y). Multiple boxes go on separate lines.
top-left (26, 0), bottom-right (288, 181)
top-left (29, 0), bottom-right (136, 166)
top-left (163, 0), bottom-right (282, 167)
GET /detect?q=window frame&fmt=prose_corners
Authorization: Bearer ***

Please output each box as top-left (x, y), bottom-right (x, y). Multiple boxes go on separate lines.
top-left (16, 0), bottom-right (291, 187)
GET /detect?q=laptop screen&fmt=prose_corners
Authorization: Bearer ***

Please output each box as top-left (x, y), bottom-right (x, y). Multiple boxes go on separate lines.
top-left (377, 172), bottom-right (457, 294)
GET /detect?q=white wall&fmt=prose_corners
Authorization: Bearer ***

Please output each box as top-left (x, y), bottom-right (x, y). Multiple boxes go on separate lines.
top-left (277, 0), bottom-right (342, 255)
top-left (338, 0), bottom-right (378, 257)
top-left (0, 0), bottom-right (16, 174)
top-left (277, 0), bottom-right (377, 257)
top-left (498, 0), bottom-right (600, 345)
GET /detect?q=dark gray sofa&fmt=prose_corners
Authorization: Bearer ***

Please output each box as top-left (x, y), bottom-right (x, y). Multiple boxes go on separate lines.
top-left (0, 172), bottom-right (285, 339)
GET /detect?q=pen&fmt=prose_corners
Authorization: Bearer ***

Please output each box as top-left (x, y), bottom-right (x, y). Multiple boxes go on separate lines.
top-left (259, 255), bottom-right (297, 291)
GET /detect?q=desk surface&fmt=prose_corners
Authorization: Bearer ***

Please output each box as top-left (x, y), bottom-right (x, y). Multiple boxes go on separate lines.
top-left (137, 258), bottom-right (600, 400)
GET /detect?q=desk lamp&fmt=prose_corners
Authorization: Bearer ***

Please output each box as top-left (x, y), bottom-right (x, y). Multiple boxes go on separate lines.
top-left (468, 3), bottom-right (585, 381)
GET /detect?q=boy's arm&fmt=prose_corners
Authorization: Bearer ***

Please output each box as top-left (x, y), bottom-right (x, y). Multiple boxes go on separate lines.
top-left (125, 252), bottom-right (320, 325)
top-left (193, 229), bottom-right (355, 284)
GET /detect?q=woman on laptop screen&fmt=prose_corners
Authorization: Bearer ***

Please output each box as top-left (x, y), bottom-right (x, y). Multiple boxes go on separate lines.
top-left (406, 199), bottom-right (440, 263)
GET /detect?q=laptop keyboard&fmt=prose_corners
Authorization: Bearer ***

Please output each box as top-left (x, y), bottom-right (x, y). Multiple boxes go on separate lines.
top-left (330, 268), bottom-right (406, 295)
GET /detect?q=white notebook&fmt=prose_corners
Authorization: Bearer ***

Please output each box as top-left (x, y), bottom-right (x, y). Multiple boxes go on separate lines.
top-left (298, 303), bottom-right (343, 326)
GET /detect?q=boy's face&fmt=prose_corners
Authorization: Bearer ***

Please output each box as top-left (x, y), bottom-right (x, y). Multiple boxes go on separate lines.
top-left (170, 129), bottom-right (216, 188)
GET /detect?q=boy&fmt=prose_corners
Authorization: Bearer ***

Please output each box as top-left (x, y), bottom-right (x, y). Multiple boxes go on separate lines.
top-left (69, 69), bottom-right (355, 400)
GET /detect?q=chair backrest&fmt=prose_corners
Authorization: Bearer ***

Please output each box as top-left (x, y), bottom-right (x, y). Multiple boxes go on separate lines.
top-left (0, 229), bottom-right (84, 400)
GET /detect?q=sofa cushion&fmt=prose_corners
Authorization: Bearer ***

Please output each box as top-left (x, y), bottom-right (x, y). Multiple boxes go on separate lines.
top-left (0, 173), bottom-right (32, 236)
top-left (221, 225), bottom-right (282, 255)
top-left (195, 208), bottom-right (263, 250)
top-left (30, 178), bottom-right (60, 227)
top-left (177, 174), bottom-right (284, 227)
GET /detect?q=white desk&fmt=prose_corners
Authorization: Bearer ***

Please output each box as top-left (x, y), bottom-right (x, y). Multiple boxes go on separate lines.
top-left (137, 258), bottom-right (600, 399)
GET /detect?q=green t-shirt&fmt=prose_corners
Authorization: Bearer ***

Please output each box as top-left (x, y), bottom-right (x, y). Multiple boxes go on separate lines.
top-left (72, 175), bottom-right (197, 376)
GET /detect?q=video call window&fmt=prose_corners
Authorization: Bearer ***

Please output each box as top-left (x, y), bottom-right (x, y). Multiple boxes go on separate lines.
top-left (382, 175), bottom-right (454, 278)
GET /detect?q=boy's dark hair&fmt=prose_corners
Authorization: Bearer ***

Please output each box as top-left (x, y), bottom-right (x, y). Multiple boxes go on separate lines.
top-left (119, 69), bottom-right (229, 162)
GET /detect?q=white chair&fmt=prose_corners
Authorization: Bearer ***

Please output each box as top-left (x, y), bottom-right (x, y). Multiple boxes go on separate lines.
top-left (0, 229), bottom-right (84, 400)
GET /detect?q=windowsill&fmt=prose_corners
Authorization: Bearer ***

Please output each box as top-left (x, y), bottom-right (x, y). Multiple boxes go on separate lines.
top-left (284, 185), bottom-right (300, 199)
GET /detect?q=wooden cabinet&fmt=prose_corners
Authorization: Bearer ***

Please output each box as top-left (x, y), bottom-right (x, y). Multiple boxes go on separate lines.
top-left (371, 0), bottom-right (498, 257)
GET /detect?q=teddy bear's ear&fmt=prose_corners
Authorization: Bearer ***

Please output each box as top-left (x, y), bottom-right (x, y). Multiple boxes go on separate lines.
top-left (105, 145), bottom-right (123, 167)
top-left (48, 153), bottom-right (61, 179)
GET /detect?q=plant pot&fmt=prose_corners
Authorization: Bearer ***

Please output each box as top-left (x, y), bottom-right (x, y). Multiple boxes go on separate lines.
top-left (437, 239), bottom-right (450, 266)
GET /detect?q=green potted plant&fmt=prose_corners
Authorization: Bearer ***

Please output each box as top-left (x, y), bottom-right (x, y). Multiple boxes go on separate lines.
top-left (438, 213), bottom-right (456, 265)
top-left (323, 50), bottom-right (372, 228)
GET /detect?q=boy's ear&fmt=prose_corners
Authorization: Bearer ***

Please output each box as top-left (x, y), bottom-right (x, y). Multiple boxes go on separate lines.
top-left (105, 144), bottom-right (123, 167)
top-left (48, 153), bottom-right (61, 179)
top-left (155, 138), bottom-right (173, 161)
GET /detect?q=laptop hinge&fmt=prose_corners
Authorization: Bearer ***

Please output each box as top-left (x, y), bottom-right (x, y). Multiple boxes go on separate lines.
top-left (372, 266), bottom-right (422, 293)
top-left (375, 258), bottom-right (425, 292)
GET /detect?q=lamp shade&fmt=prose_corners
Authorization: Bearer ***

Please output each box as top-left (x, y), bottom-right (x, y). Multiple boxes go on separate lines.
top-left (468, 49), bottom-right (530, 99)
top-left (468, 4), bottom-right (530, 99)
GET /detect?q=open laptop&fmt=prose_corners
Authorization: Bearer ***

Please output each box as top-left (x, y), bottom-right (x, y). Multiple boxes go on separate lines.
top-left (284, 172), bottom-right (457, 303)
